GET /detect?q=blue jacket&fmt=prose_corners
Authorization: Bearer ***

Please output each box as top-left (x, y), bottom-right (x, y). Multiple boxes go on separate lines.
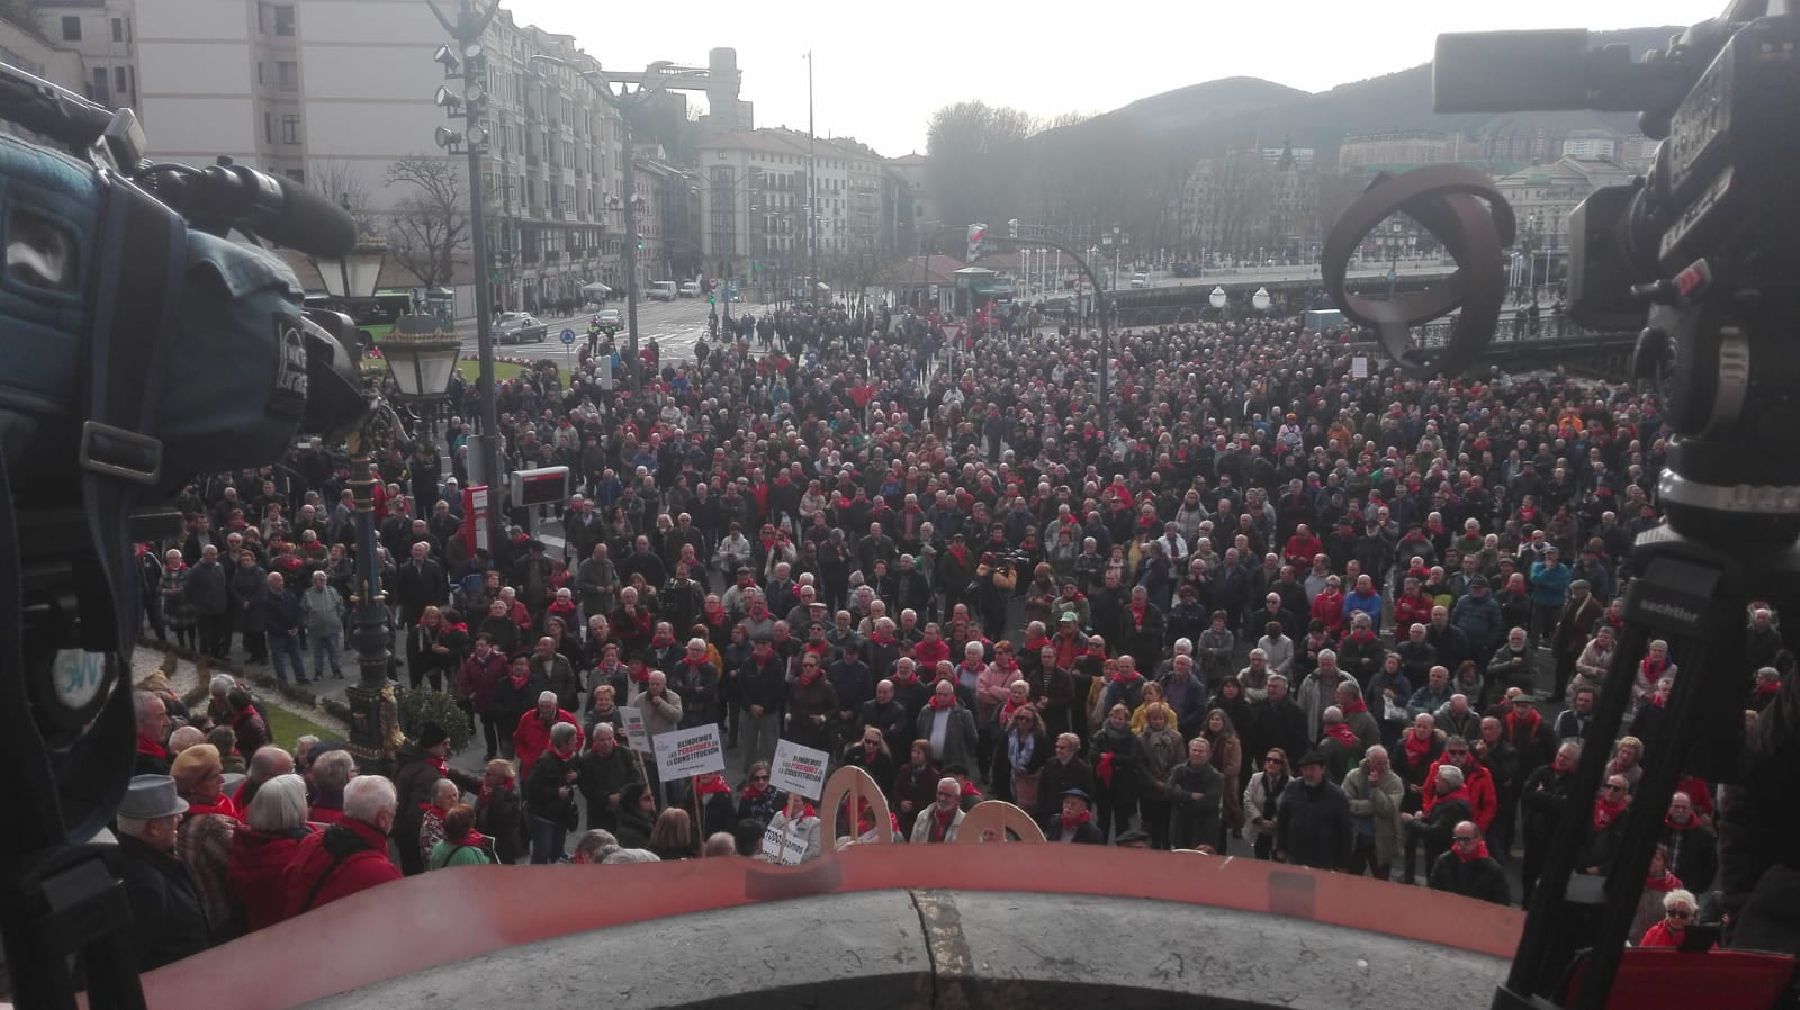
top-left (1450, 592), bottom-right (1504, 653)
top-left (1528, 560), bottom-right (1572, 607)
top-left (1342, 590), bottom-right (1383, 628)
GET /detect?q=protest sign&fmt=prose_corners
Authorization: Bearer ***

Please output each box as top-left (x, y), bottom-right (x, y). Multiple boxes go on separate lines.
top-left (760, 822), bottom-right (810, 865)
top-left (770, 739), bottom-right (830, 800)
top-left (652, 724), bottom-right (725, 779)
top-left (622, 707), bottom-right (652, 753)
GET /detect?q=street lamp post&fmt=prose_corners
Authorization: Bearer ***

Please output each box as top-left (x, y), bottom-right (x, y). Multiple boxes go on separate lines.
top-left (314, 276), bottom-right (458, 778)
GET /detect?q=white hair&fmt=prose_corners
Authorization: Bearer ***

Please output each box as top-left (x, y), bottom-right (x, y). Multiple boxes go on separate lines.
top-left (313, 749), bottom-right (356, 791)
top-left (210, 673), bottom-right (236, 696)
top-left (1437, 764), bottom-right (1465, 789)
top-left (343, 774), bottom-right (398, 823)
top-left (601, 848), bottom-right (662, 864)
top-left (247, 774), bottom-right (309, 832)
top-left (1663, 888), bottom-right (1698, 913)
top-left (550, 721), bottom-right (578, 748)
top-left (538, 690), bottom-right (558, 706)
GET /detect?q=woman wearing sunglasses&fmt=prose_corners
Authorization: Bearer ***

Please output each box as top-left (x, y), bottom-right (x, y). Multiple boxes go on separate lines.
top-left (1639, 888), bottom-right (1699, 948)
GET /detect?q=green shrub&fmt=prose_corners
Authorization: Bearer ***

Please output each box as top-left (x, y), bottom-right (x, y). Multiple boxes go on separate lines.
top-left (395, 686), bottom-right (474, 752)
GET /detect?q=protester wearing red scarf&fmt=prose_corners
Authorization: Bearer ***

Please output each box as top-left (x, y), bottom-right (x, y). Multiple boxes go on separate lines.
top-left (1593, 791), bottom-right (1629, 833)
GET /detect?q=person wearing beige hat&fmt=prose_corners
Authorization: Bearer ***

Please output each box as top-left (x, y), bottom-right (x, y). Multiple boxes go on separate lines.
top-left (115, 774), bottom-right (213, 970)
top-left (170, 743), bottom-right (241, 822)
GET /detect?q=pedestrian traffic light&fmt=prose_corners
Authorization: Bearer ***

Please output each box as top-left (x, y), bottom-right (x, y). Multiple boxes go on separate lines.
top-left (967, 223), bottom-right (987, 263)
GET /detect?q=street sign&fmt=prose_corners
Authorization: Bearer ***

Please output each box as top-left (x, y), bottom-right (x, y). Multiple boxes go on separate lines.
top-left (559, 328), bottom-right (576, 345)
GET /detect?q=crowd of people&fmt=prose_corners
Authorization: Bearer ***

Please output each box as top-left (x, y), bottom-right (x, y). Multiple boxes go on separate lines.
top-left (118, 302), bottom-right (1790, 974)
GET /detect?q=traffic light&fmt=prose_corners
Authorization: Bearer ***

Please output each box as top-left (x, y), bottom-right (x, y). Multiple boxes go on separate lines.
top-left (967, 223), bottom-right (987, 263)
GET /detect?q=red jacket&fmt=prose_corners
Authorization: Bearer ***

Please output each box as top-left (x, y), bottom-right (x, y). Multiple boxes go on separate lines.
top-left (229, 825), bottom-right (316, 931)
top-left (1422, 757), bottom-right (1498, 831)
top-left (1394, 592), bottom-right (1434, 633)
top-left (1284, 533), bottom-right (1323, 569)
top-left (1310, 590), bottom-right (1346, 634)
top-left (514, 708), bottom-right (583, 781)
top-left (456, 649), bottom-right (510, 714)
top-left (278, 818), bottom-right (400, 920)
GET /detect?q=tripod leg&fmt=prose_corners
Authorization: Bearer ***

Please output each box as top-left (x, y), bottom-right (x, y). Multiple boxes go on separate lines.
top-left (1572, 629), bottom-right (1747, 1009)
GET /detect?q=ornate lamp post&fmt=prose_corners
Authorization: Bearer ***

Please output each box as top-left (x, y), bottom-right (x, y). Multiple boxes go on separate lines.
top-left (381, 315), bottom-right (462, 443)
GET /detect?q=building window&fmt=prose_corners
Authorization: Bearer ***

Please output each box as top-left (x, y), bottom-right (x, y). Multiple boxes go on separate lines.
top-left (264, 111), bottom-right (274, 144)
top-left (62, 16), bottom-right (82, 41)
top-left (90, 67), bottom-right (108, 103)
top-left (114, 67), bottom-right (127, 94)
top-left (273, 5), bottom-right (295, 36)
top-left (285, 169), bottom-right (304, 184)
top-left (281, 115), bottom-right (300, 145)
top-left (277, 61), bottom-right (296, 90)
top-left (111, 18), bottom-right (123, 42)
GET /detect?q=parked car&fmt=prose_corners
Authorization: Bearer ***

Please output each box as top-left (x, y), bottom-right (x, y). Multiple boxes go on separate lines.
top-left (647, 281), bottom-right (677, 301)
top-left (679, 281), bottom-right (701, 298)
top-left (496, 312), bottom-right (547, 344)
top-left (1130, 273), bottom-right (1150, 288)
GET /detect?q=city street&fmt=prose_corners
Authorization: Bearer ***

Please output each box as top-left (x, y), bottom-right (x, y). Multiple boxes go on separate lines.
top-left (456, 297), bottom-right (775, 365)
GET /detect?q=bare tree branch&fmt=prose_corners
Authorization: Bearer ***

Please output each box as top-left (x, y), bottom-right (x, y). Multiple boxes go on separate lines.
top-left (308, 158), bottom-right (373, 230)
top-left (385, 154), bottom-right (467, 290)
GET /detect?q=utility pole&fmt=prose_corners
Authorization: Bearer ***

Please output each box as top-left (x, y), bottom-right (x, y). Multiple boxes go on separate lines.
top-left (621, 114), bottom-right (641, 389)
top-left (427, 0), bottom-right (503, 554)
top-left (807, 50), bottom-right (818, 306)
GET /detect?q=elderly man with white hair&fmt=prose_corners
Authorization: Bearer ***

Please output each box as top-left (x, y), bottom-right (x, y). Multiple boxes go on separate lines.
top-left (524, 721), bottom-right (583, 863)
top-left (279, 774), bottom-right (401, 918)
top-left (514, 689), bottom-right (583, 781)
top-left (908, 776), bottom-right (967, 843)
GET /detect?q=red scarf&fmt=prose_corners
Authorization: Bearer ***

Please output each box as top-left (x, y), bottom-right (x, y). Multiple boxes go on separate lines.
top-left (999, 699), bottom-right (1027, 725)
top-left (928, 693), bottom-right (955, 711)
top-left (1340, 697), bottom-right (1369, 718)
top-left (1664, 813), bottom-right (1700, 832)
top-left (1455, 838), bottom-right (1492, 863)
top-left (1111, 668), bottom-right (1143, 685)
top-left (136, 735), bottom-right (168, 760)
top-left (1325, 722), bottom-right (1358, 748)
top-left (1593, 796), bottom-right (1629, 832)
top-left (1096, 751), bottom-right (1116, 787)
top-left (929, 805), bottom-right (958, 841)
top-left (1403, 731), bottom-right (1434, 765)
top-left (1644, 870), bottom-right (1683, 893)
top-left (1504, 707), bottom-right (1542, 737)
top-left (1130, 604), bottom-right (1148, 628)
top-left (1756, 678), bottom-right (1782, 697)
top-left (628, 666), bottom-right (650, 684)
top-left (1059, 809), bottom-right (1092, 831)
top-left (695, 774), bottom-right (732, 797)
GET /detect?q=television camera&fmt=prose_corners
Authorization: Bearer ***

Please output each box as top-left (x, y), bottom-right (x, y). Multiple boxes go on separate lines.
top-left (0, 60), bottom-right (365, 1010)
top-left (1322, 3), bottom-right (1800, 1008)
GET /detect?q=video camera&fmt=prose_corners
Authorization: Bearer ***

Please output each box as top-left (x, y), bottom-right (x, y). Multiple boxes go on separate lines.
top-left (0, 59), bottom-right (365, 1009)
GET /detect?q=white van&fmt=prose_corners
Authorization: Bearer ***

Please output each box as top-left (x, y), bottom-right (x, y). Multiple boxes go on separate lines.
top-left (648, 281), bottom-right (677, 301)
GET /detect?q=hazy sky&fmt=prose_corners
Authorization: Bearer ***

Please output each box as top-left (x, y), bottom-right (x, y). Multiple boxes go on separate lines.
top-left (507, 0), bottom-right (1719, 157)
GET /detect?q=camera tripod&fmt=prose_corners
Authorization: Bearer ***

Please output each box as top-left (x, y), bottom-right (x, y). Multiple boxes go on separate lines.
top-left (1497, 294), bottom-right (1800, 1008)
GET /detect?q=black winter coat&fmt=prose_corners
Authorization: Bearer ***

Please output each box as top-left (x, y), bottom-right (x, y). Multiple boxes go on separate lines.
top-left (1429, 849), bottom-right (1511, 905)
top-left (1274, 778), bottom-right (1352, 870)
top-left (116, 833), bottom-right (211, 971)
top-left (1168, 761), bottom-right (1225, 850)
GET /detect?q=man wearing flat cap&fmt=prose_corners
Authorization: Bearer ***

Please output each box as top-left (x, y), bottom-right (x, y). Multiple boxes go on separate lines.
top-left (115, 774), bottom-right (212, 970)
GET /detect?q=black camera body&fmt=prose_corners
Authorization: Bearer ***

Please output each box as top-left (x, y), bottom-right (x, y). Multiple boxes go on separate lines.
top-left (1562, 14), bottom-right (1800, 329)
